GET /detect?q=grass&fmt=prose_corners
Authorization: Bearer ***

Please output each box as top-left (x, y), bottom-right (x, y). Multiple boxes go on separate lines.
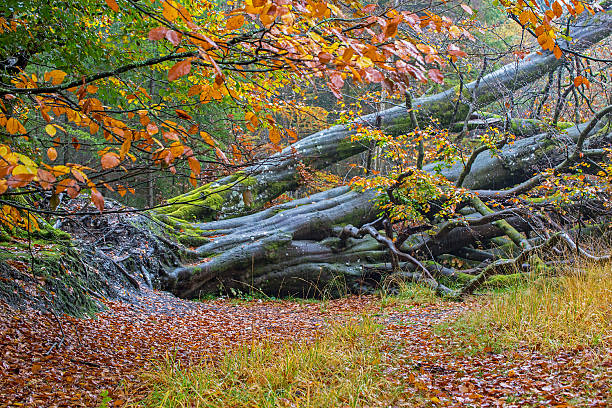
top-left (379, 279), bottom-right (440, 310)
top-left (130, 316), bottom-right (412, 408)
top-left (447, 260), bottom-right (612, 351)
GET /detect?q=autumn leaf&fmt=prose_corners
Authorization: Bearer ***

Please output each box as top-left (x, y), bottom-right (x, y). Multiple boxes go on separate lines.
top-left (146, 123), bottom-right (159, 135)
top-left (188, 157), bottom-right (201, 175)
top-left (226, 15), bottom-right (245, 30)
top-left (163, 1), bottom-right (179, 21)
top-left (201, 131), bottom-right (216, 146)
top-left (44, 70), bottom-right (67, 85)
top-left (44, 124), bottom-right (56, 136)
top-left (461, 4), bottom-right (473, 14)
top-left (47, 147), bottom-right (58, 161)
top-left (101, 152), bottom-right (121, 169)
top-left (91, 188), bottom-right (105, 212)
top-left (428, 68), bottom-right (444, 84)
top-left (6, 118), bottom-right (25, 135)
top-left (175, 109), bottom-right (192, 120)
top-left (165, 30), bottom-right (181, 46)
top-left (105, 0), bottom-right (119, 12)
top-left (148, 27), bottom-right (168, 41)
top-left (168, 59), bottom-right (192, 81)
top-left (269, 127), bottom-right (281, 145)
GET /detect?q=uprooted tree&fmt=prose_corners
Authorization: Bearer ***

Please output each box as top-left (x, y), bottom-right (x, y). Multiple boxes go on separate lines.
top-left (0, 0), bottom-right (611, 309)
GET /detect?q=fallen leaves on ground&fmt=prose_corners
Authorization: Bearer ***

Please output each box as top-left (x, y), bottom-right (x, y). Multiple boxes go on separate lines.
top-left (0, 291), bottom-right (609, 407)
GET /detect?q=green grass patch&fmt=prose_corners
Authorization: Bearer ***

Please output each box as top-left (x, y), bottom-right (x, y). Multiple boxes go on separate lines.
top-left (441, 261), bottom-right (612, 352)
top-left (131, 316), bottom-right (415, 407)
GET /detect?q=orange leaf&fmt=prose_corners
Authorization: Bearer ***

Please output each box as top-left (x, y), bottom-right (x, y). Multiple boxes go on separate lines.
top-left (168, 59), bottom-right (192, 81)
top-left (175, 109), bottom-right (192, 120)
top-left (47, 147), bottom-right (58, 161)
top-left (91, 188), bottom-right (105, 212)
top-left (201, 131), bottom-right (216, 146)
top-left (44, 70), bottom-right (67, 85)
top-left (188, 157), bottom-right (201, 175)
top-left (101, 152), bottom-right (120, 169)
top-left (105, 0), bottom-right (119, 12)
top-left (226, 15), bottom-right (245, 30)
top-left (163, 1), bottom-right (179, 21)
top-left (552, 1), bottom-right (563, 17)
top-left (6, 117), bottom-right (25, 135)
top-left (269, 127), bottom-right (281, 145)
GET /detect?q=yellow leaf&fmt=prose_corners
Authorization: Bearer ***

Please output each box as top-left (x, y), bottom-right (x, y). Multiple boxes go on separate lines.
top-left (449, 25), bottom-right (461, 38)
top-left (13, 165), bottom-right (37, 176)
top-left (163, 1), bottom-right (179, 21)
top-left (45, 124), bottom-right (56, 136)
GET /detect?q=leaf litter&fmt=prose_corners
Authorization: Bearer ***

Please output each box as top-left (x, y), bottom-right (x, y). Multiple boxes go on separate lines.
top-left (0, 289), bottom-right (609, 407)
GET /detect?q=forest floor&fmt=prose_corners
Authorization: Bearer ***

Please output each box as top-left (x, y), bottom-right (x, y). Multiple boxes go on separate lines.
top-left (0, 285), bottom-right (610, 408)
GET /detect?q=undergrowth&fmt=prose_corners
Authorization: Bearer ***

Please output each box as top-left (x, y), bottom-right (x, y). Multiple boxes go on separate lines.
top-left (131, 316), bottom-right (411, 407)
top-left (446, 260), bottom-right (612, 351)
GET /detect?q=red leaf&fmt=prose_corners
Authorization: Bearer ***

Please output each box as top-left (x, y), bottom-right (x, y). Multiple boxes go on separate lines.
top-left (148, 27), bottom-right (168, 41)
top-left (91, 188), bottom-right (105, 212)
top-left (168, 59), bottom-right (192, 81)
top-left (428, 68), bottom-right (444, 84)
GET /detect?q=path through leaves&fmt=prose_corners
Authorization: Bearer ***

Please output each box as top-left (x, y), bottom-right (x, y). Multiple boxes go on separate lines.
top-left (0, 290), bottom-right (609, 407)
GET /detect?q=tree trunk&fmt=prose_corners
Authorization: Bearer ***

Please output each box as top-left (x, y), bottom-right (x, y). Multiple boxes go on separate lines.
top-left (158, 119), bottom-right (610, 298)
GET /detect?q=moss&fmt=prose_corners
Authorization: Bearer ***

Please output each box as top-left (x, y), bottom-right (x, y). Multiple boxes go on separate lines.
top-left (556, 121), bottom-right (574, 130)
top-left (0, 243), bottom-right (104, 317)
top-left (483, 273), bottom-right (525, 288)
top-left (178, 235), bottom-right (210, 247)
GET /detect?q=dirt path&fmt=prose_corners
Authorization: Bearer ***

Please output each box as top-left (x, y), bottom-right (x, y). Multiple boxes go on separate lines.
top-left (0, 291), bottom-right (609, 407)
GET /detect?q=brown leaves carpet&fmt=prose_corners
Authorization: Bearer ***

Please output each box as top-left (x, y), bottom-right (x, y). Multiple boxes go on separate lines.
top-left (0, 289), bottom-right (609, 407)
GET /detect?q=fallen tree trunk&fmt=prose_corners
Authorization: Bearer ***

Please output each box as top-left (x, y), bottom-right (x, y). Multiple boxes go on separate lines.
top-left (158, 120), bottom-right (611, 298)
top-left (107, 7), bottom-right (612, 299)
top-left (155, 8), bottom-right (612, 222)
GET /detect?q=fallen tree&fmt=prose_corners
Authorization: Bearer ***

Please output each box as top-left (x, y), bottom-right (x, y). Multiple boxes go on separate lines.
top-left (133, 7), bottom-right (612, 299)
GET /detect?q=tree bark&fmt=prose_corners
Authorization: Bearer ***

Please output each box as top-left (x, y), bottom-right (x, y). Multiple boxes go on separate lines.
top-left (158, 120), bottom-right (610, 298)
